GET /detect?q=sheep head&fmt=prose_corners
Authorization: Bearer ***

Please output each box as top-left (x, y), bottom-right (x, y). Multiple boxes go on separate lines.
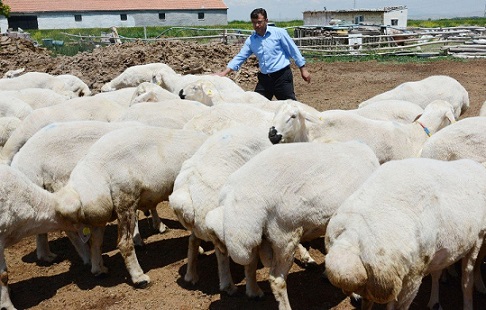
top-left (179, 79), bottom-right (218, 106)
top-left (268, 100), bottom-right (319, 144)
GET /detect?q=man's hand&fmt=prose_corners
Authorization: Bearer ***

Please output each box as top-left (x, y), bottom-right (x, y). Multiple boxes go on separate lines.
top-left (300, 66), bottom-right (311, 83)
top-left (214, 68), bottom-right (232, 77)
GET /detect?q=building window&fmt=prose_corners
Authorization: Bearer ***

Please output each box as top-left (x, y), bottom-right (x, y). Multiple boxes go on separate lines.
top-left (159, 13), bottom-right (166, 20)
top-left (120, 14), bottom-right (127, 21)
top-left (198, 12), bottom-right (205, 20)
top-left (74, 14), bottom-right (82, 22)
top-left (391, 19), bottom-right (398, 26)
top-left (354, 15), bottom-right (364, 24)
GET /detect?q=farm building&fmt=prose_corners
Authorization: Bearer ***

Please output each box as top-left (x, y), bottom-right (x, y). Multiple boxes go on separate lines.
top-left (0, 0), bottom-right (228, 31)
top-left (303, 6), bottom-right (408, 29)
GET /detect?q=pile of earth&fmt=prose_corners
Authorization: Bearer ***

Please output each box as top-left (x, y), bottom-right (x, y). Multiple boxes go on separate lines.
top-left (0, 37), bottom-right (260, 92)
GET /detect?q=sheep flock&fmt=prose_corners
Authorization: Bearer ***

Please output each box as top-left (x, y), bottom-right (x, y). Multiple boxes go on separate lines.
top-left (1, 48), bottom-right (486, 310)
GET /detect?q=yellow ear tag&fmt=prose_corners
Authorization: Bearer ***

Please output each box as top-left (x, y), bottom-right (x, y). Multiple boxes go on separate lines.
top-left (83, 227), bottom-right (91, 235)
top-left (206, 89), bottom-right (213, 95)
top-left (78, 226), bottom-right (91, 243)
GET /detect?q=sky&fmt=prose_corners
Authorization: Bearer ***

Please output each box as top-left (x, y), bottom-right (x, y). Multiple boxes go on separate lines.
top-left (223, 0), bottom-right (484, 21)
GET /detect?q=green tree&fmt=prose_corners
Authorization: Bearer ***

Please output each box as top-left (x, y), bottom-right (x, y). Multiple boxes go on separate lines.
top-left (0, 0), bottom-right (11, 18)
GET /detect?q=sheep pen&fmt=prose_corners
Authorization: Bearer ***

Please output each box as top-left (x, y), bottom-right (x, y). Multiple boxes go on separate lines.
top-left (1, 37), bottom-right (486, 310)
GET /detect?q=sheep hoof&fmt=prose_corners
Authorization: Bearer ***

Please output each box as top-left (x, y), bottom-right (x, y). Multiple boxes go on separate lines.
top-left (37, 249), bottom-right (59, 264)
top-left (304, 260), bottom-right (319, 270)
top-left (349, 293), bottom-right (362, 308)
top-left (158, 225), bottom-right (168, 234)
top-left (184, 273), bottom-right (199, 285)
top-left (94, 272), bottom-right (109, 279)
top-left (135, 280), bottom-right (149, 289)
top-left (221, 284), bottom-right (238, 296)
top-left (431, 303), bottom-right (442, 310)
top-left (248, 293), bottom-right (265, 301)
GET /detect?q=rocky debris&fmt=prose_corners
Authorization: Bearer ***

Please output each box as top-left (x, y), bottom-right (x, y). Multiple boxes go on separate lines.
top-left (0, 37), bottom-right (259, 93)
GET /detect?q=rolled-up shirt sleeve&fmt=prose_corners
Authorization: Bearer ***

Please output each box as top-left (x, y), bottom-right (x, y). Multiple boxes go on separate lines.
top-left (227, 37), bottom-right (253, 71)
top-left (280, 30), bottom-right (306, 68)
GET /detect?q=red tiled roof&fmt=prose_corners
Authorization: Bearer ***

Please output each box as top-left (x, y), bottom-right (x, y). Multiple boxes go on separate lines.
top-left (4, 0), bottom-right (228, 13)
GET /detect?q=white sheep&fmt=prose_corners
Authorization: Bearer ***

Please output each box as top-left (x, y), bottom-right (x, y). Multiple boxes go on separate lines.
top-left (177, 79), bottom-right (323, 118)
top-left (116, 99), bottom-right (208, 129)
top-left (101, 62), bottom-right (177, 92)
top-left (183, 103), bottom-right (274, 135)
top-left (55, 74), bottom-right (92, 97)
top-left (153, 71), bottom-right (245, 97)
top-left (421, 116), bottom-right (486, 165)
top-left (129, 82), bottom-right (179, 105)
top-left (89, 87), bottom-right (138, 107)
top-left (55, 126), bottom-right (208, 288)
top-left (0, 165), bottom-right (79, 310)
top-left (355, 99), bottom-right (424, 123)
top-left (2, 67), bottom-right (25, 78)
top-left (0, 96), bottom-right (126, 165)
top-left (268, 99), bottom-right (456, 164)
top-left (325, 158), bottom-right (486, 310)
top-left (205, 141), bottom-right (380, 310)
top-left (10, 120), bottom-right (145, 263)
top-left (178, 79), bottom-right (269, 106)
top-left (0, 96), bottom-right (33, 120)
top-left (169, 125), bottom-right (274, 294)
top-left (0, 72), bottom-right (90, 98)
top-left (480, 100), bottom-right (486, 117)
top-left (0, 117), bottom-right (21, 148)
top-left (0, 88), bottom-right (70, 109)
top-left (358, 75), bottom-right (469, 119)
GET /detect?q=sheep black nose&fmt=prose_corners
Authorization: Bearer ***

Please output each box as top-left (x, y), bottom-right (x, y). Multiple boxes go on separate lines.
top-left (268, 126), bottom-right (282, 144)
top-left (178, 89), bottom-right (185, 99)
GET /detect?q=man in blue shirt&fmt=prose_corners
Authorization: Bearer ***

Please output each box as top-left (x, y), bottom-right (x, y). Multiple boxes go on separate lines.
top-left (216, 8), bottom-right (311, 100)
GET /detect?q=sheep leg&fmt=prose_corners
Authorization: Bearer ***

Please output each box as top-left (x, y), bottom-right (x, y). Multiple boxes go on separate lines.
top-left (394, 275), bottom-right (422, 310)
top-left (427, 270), bottom-right (442, 309)
top-left (132, 212), bottom-right (144, 247)
top-left (268, 253), bottom-right (294, 310)
top-left (1, 247), bottom-right (16, 310)
top-left (215, 246), bottom-right (237, 295)
top-left (116, 204), bottom-right (150, 288)
top-left (474, 243), bottom-right (486, 293)
top-left (65, 230), bottom-right (90, 265)
top-left (244, 247), bottom-right (264, 299)
top-left (461, 235), bottom-right (484, 310)
top-left (268, 236), bottom-right (298, 310)
top-left (35, 233), bottom-right (58, 262)
top-left (297, 243), bottom-right (317, 267)
top-left (149, 207), bottom-right (167, 234)
top-left (90, 226), bottom-right (108, 276)
top-left (184, 233), bottom-right (201, 285)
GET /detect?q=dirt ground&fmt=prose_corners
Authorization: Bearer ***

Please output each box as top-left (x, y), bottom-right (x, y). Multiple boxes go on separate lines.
top-left (1, 37), bottom-right (486, 310)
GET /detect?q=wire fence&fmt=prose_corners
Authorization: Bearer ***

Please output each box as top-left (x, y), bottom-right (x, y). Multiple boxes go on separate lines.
top-left (58, 25), bottom-right (486, 58)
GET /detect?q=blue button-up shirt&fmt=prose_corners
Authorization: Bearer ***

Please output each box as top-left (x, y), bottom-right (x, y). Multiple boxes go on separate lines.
top-left (227, 26), bottom-right (306, 74)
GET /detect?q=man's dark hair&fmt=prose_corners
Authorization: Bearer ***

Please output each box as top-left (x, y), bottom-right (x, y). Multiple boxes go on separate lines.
top-left (250, 8), bottom-right (267, 19)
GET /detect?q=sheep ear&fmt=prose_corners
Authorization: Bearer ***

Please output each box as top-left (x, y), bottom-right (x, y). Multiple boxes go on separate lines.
top-left (201, 83), bottom-right (213, 96)
top-left (446, 110), bottom-right (456, 123)
top-left (303, 111), bottom-right (321, 124)
top-left (413, 114), bottom-right (422, 122)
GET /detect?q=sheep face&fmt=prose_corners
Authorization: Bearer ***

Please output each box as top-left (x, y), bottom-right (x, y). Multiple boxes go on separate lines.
top-left (179, 80), bottom-right (215, 106)
top-left (268, 102), bottom-right (308, 144)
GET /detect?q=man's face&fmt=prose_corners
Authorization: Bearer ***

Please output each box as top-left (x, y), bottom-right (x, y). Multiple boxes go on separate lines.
top-left (251, 14), bottom-right (268, 36)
